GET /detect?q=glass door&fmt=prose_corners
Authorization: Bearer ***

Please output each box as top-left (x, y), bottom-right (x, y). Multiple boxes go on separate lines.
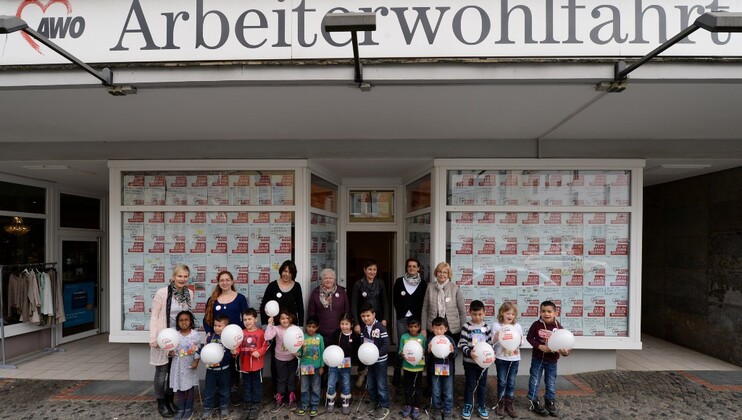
top-left (60, 237), bottom-right (100, 341)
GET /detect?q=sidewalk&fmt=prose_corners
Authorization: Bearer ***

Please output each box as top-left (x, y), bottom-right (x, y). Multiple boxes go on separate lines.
top-left (1, 369), bottom-right (740, 419)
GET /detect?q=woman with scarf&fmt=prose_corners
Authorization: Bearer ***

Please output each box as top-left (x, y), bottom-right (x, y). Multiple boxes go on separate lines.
top-left (308, 268), bottom-right (350, 344)
top-left (350, 259), bottom-right (388, 387)
top-left (149, 264), bottom-right (195, 418)
top-left (420, 261), bottom-right (467, 394)
top-left (391, 257), bottom-right (428, 386)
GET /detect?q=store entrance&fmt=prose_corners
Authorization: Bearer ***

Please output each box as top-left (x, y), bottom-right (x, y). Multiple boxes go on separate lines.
top-left (59, 237), bottom-right (100, 342)
top-left (345, 231), bottom-right (395, 322)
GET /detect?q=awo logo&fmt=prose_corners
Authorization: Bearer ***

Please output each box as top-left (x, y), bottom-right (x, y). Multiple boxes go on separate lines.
top-left (16, 0), bottom-right (85, 54)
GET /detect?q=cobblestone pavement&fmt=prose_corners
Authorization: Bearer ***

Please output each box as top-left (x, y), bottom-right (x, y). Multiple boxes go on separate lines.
top-left (0, 370), bottom-right (740, 420)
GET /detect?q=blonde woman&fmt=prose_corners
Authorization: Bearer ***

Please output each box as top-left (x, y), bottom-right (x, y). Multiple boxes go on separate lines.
top-left (149, 264), bottom-right (194, 418)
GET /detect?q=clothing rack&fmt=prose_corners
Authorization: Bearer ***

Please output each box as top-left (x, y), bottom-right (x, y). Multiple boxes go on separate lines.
top-left (0, 262), bottom-right (64, 369)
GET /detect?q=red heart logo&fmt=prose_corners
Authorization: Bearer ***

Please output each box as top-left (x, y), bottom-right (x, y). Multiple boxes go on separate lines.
top-left (16, 0), bottom-right (73, 54)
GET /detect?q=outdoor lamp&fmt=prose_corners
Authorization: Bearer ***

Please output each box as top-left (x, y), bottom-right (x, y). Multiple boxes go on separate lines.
top-left (322, 12), bottom-right (376, 91)
top-left (0, 15), bottom-right (136, 96)
top-left (597, 11), bottom-right (742, 92)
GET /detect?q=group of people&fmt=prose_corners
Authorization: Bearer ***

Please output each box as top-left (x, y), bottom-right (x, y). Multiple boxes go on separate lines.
top-left (149, 259), bottom-right (571, 420)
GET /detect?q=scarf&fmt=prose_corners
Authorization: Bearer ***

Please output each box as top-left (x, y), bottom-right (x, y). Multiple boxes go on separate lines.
top-left (171, 283), bottom-right (191, 308)
top-left (435, 279), bottom-right (449, 318)
top-left (403, 272), bottom-right (421, 287)
top-left (360, 277), bottom-right (381, 300)
top-left (319, 284), bottom-right (337, 309)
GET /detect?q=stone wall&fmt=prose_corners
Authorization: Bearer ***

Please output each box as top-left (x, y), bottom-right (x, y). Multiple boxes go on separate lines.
top-left (643, 167), bottom-right (742, 366)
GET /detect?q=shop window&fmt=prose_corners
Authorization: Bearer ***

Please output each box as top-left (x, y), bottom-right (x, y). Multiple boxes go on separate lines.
top-left (1, 215), bottom-right (46, 326)
top-left (309, 213), bottom-right (338, 292)
top-left (61, 194), bottom-right (101, 229)
top-left (405, 213), bottom-right (431, 282)
top-left (445, 169), bottom-right (632, 338)
top-left (311, 175), bottom-right (337, 213)
top-left (406, 174), bottom-right (431, 213)
top-left (0, 181), bottom-right (45, 214)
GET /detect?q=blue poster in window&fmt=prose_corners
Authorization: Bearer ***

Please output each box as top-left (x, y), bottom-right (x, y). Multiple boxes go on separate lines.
top-left (63, 282), bottom-right (95, 327)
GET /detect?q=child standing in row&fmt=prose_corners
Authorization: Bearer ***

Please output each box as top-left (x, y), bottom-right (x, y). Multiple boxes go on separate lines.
top-left (459, 300), bottom-right (494, 420)
top-left (326, 313), bottom-right (360, 414)
top-left (428, 316), bottom-right (457, 420)
top-left (201, 314), bottom-right (232, 419)
top-left (170, 311), bottom-right (200, 420)
top-left (492, 302), bottom-right (523, 418)
top-left (359, 302), bottom-right (390, 420)
top-left (297, 317), bottom-right (325, 416)
top-left (265, 309), bottom-right (299, 412)
top-left (399, 317), bottom-right (426, 419)
top-left (237, 308), bottom-right (269, 420)
top-left (527, 300), bottom-right (570, 417)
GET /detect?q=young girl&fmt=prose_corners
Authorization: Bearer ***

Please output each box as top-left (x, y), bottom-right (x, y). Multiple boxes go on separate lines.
top-left (170, 310), bottom-right (200, 420)
top-left (492, 302), bottom-right (523, 418)
top-left (264, 309), bottom-right (299, 412)
top-left (326, 313), bottom-right (360, 414)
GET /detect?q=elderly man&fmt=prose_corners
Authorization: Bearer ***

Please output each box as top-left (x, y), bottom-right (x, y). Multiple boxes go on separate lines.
top-left (307, 268), bottom-right (351, 343)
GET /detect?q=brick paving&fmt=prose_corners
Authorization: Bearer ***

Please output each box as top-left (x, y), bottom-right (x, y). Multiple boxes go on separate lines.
top-left (0, 370), bottom-right (740, 419)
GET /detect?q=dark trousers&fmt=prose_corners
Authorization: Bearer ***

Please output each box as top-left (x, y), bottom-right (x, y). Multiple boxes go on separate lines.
top-left (463, 361), bottom-right (488, 408)
top-left (204, 368), bottom-right (231, 410)
top-left (242, 370), bottom-right (263, 404)
top-left (403, 369), bottom-right (423, 407)
top-left (275, 358), bottom-right (298, 399)
top-left (153, 359), bottom-right (173, 400)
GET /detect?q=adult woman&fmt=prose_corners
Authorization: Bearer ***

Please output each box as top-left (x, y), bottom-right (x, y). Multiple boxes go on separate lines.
top-left (259, 260), bottom-right (304, 391)
top-left (203, 270), bottom-right (249, 406)
top-left (350, 259), bottom-right (388, 387)
top-left (421, 262), bottom-right (467, 340)
top-left (391, 257), bottom-right (428, 385)
top-left (259, 260), bottom-right (304, 326)
top-left (149, 264), bottom-right (195, 418)
top-left (307, 268), bottom-right (350, 343)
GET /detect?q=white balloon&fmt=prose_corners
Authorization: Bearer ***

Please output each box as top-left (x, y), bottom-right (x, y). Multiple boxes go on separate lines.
top-left (547, 329), bottom-right (575, 351)
top-left (431, 335), bottom-right (451, 359)
top-left (472, 342), bottom-right (495, 369)
top-left (402, 339), bottom-right (424, 365)
top-left (157, 328), bottom-right (180, 351)
top-left (283, 325), bottom-right (305, 354)
top-left (264, 300), bottom-right (280, 317)
top-left (200, 342), bottom-right (225, 365)
top-left (358, 342), bottom-right (379, 366)
top-left (221, 324), bottom-right (244, 351)
top-left (498, 326), bottom-right (522, 352)
top-left (323, 345), bottom-right (345, 368)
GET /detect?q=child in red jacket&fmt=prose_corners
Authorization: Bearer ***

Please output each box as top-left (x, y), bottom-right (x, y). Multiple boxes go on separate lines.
top-left (235, 308), bottom-right (269, 420)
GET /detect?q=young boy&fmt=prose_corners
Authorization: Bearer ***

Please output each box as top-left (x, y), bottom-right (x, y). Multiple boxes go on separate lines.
top-left (526, 301), bottom-right (570, 417)
top-left (236, 308), bottom-right (269, 420)
top-left (398, 318), bottom-right (426, 419)
top-left (427, 316), bottom-right (457, 420)
top-left (359, 302), bottom-right (390, 420)
top-left (296, 316), bottom-right (324, 417)
top-left (458, 300), bottom-right (494, 420)
top-left (201, 314), bottom-right (232, 419)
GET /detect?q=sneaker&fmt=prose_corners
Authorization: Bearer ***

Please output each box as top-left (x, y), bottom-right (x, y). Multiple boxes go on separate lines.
top-left (528, 400), bottom-right (548, 417)
top-left (477, 406), bottom-right (489, 419)
top-left (462, 403), bottom-right (474, 420)
top-left (309, 408), bottom-right (318, 417)
top-left (544, 400), bottom-right (557, 417)
top-left (220, 406), bottom-right (230, 420)
top-left (366, 401), bottom-right (379, 414)
top-left (200, 408), bottom-right (213, 419)
top-left (375, 407), bottom-right (391, 420)
top-left (429, 408), bottom-right (441, 420)
top-left (410, 407), bottom-right (421, 419)
top-left (443, 412), bottom-right (455, 420)
top-left (270, 394), bottom-right (283, 413)
top-left (288, 392), bottom-right (297, 411)
top-left (402, 405), bottom-right (413, 418)
top-left (296, 407), bottom-right (307, 416)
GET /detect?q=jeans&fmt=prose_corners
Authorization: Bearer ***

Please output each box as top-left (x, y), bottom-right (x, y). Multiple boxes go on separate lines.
top-left (495, 359), bottom-right (519, 400)
top-left (153, 361), bottom-right (172, 399)
top-left (366, 360), bottom-right (390, 408)
top-left (241, 370), bottom-right (262, 404)
top-left (527, 357), bottom-right (557, 401)
top-left (463, 362), bottom-right (488, 408)
top-left (204, 368), bottom-right (231, 409)
top-left (431, 373), bottom-right (453, 413)
top-left (403, 370), bottom-right (423, 406)
top-left (300, 372), bottom-right (321, 409)
top-left (327, 367), bottom-right (351, 396)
